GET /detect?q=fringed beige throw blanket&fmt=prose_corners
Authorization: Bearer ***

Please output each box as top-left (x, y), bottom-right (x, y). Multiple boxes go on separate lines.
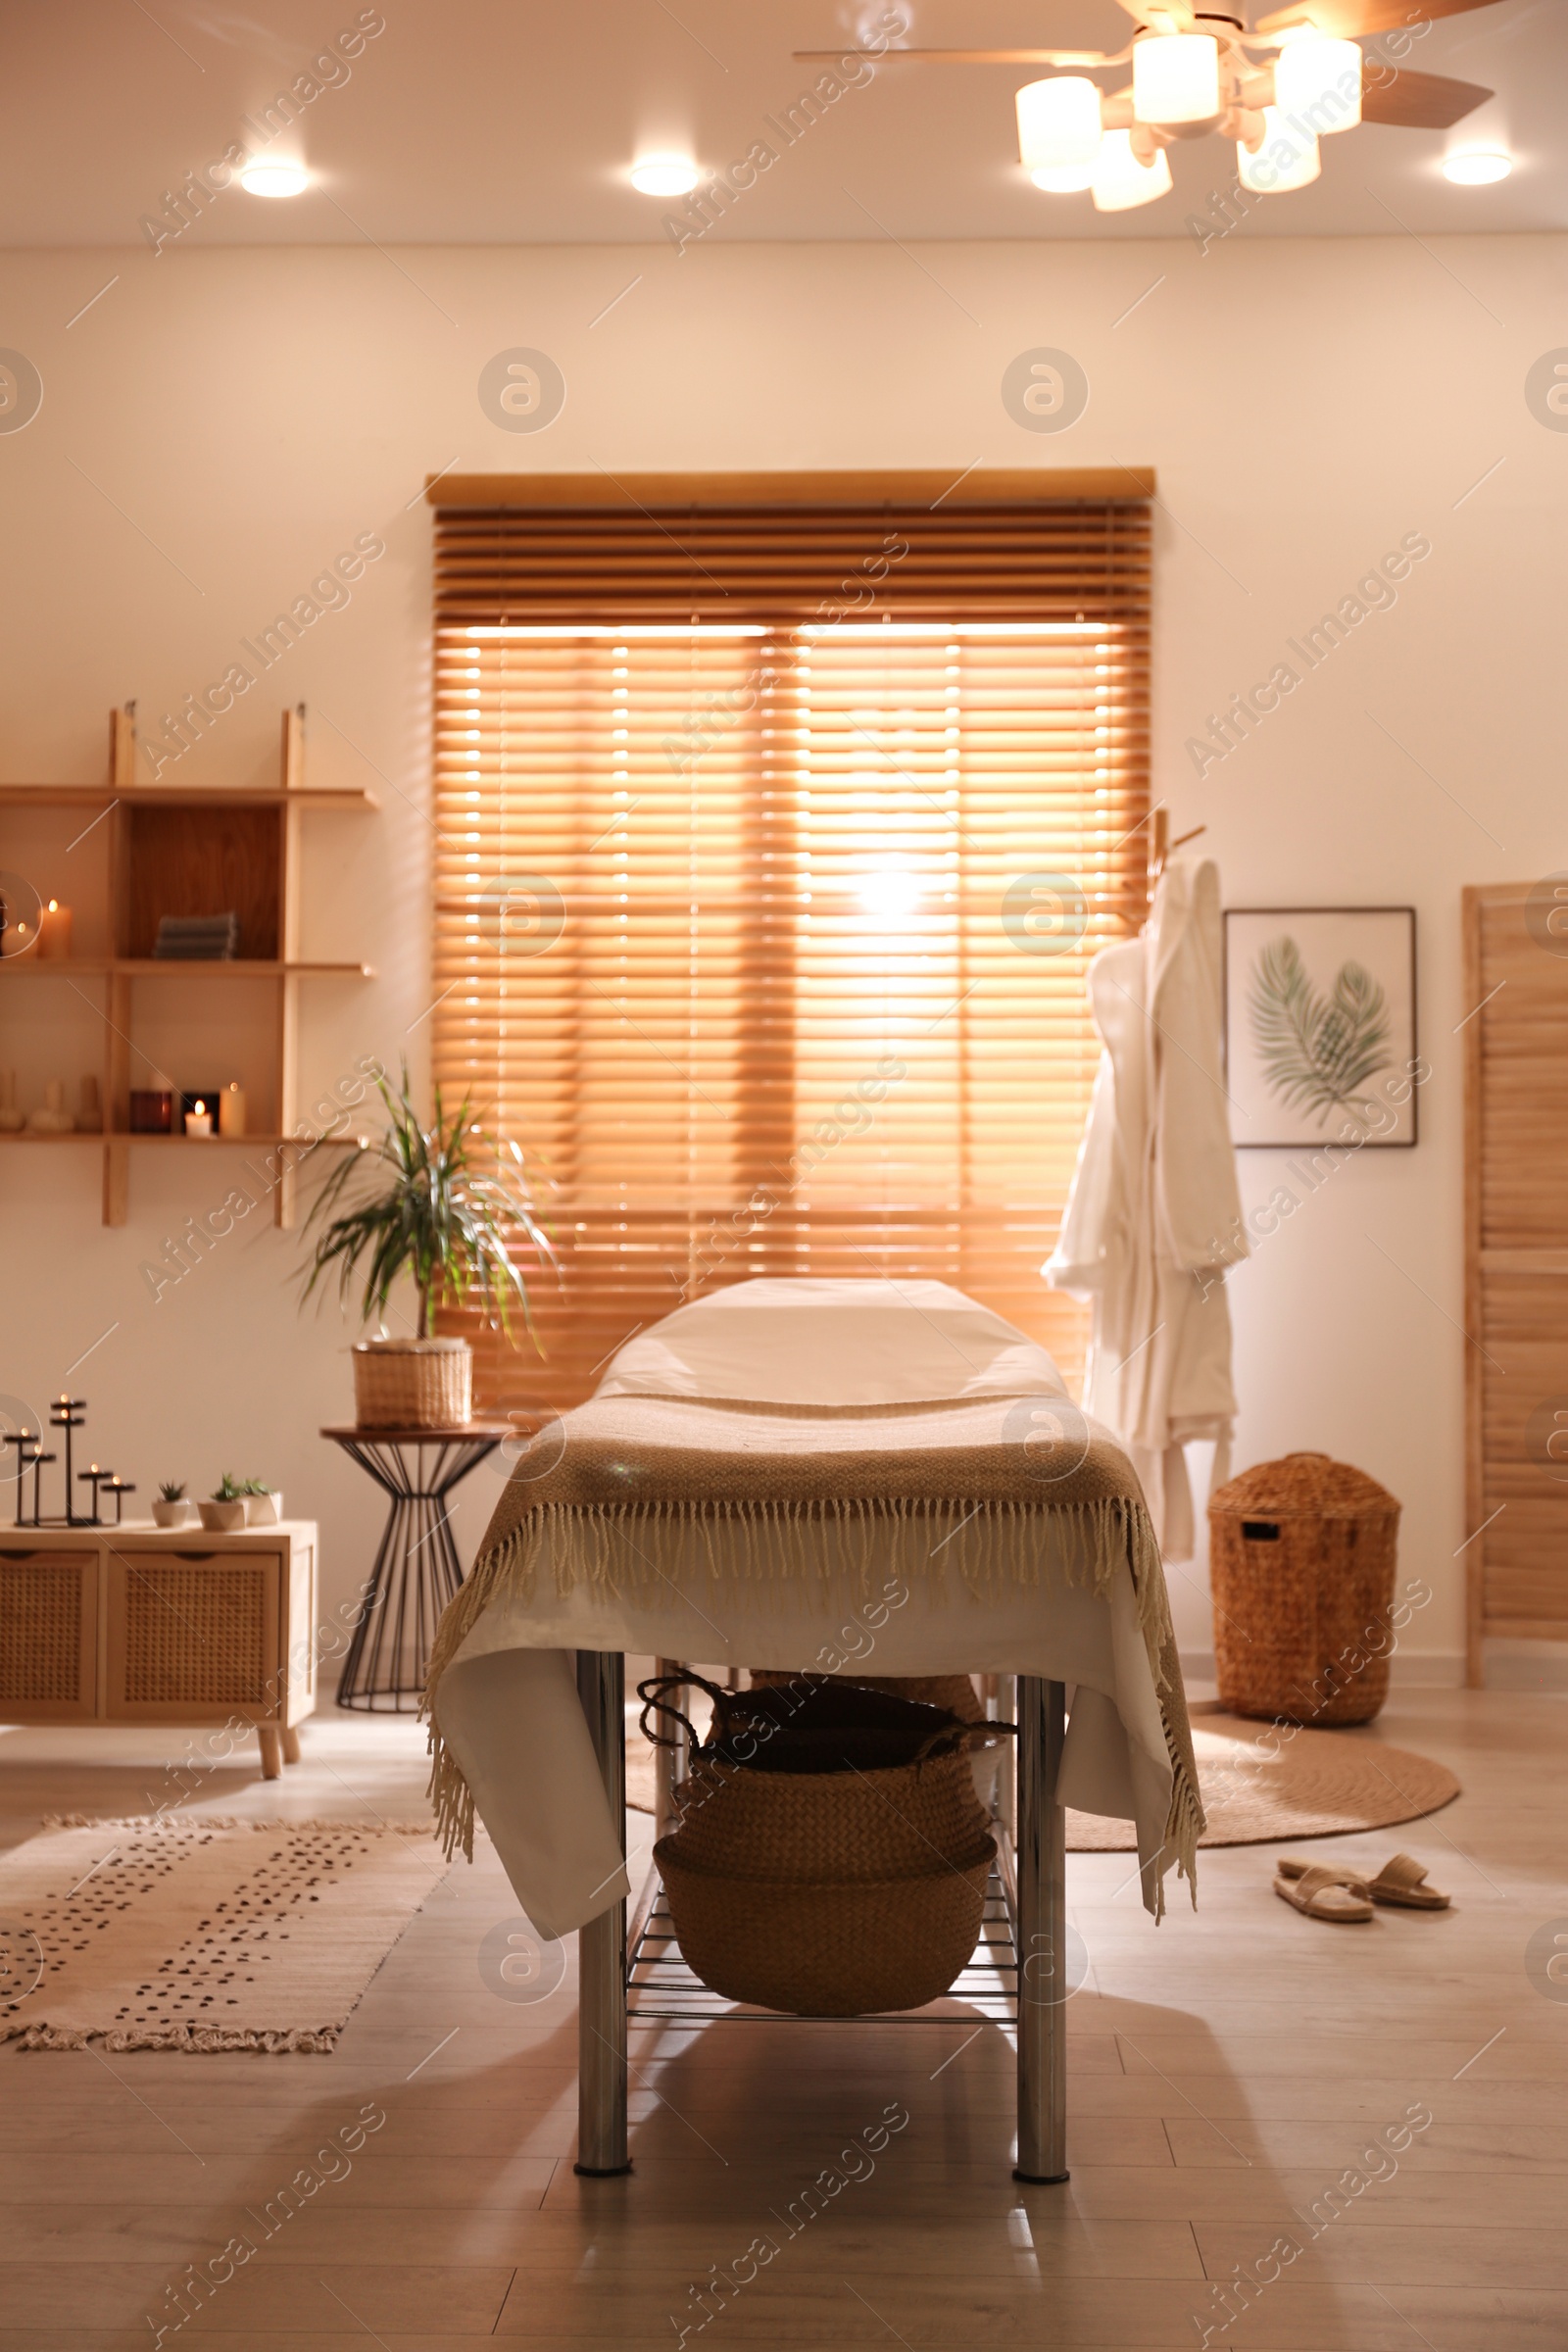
top-left (425, 1393), bottom-right (1203, 1914)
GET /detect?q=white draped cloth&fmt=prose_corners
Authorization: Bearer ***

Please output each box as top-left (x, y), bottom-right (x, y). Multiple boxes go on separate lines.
top-left (431, 1281), bottom-right (1193, 1936)
top-left (1047, 860), bottom-right (1247, 1562)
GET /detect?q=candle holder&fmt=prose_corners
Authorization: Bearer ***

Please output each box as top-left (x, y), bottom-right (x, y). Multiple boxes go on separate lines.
top-left (6, 1398), bottom-right (129, 1529)
top-left (77, 1465), bottom-right (112, 1521)
top-left (101, 1476), bottom-right (136, 1525)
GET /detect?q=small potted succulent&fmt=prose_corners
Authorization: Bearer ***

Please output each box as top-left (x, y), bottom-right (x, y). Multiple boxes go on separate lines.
top-left (152, 1479), bottom-right (195, 1530)
top-left (241, 1476), bottom-right (282, 1527)
top-left (299, 1059), bottom-right (553, 1429)
top-left (199, 1473), bottom-right (248, 1533)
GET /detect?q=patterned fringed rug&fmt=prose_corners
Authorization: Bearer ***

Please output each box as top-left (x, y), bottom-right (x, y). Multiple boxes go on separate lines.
top-left (0, 1815), bottom-right (440, 2052)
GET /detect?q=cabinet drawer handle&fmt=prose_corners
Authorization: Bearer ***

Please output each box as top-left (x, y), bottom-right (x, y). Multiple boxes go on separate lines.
top-left (170, 1550), bottom-right (221, 1562)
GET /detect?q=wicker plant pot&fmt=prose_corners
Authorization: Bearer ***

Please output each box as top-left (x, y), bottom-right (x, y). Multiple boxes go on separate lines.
top-left (656, 1842), bottom-right (994, 2016)
top-left (1208, 1451), bottom-right (1401, 1725)
top-left (352, 1337), bottom-right (471, 1430)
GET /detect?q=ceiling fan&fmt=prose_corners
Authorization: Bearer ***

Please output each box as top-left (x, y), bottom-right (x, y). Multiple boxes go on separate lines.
top-left (797, 1), bottom-right (1500, 211)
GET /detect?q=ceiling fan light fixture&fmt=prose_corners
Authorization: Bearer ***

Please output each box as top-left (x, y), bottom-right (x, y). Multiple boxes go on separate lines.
top-left (629, 153), bottom-right (701, 196)
top-left (1132, 32), bottom-right (1221, 126)
top-left (1091, 128), bottom-right (1173, 211)
top-left (1442, 148), bottom-right (1512, 185)
top-left (1029, 160), bottom-right (1098, 193)
top-left (1237, 109), bottom-right (1320, 193)
top-left (1274, 34), bottom-right (1361, 131)
top-left (1015, 75), bottom-right (1103, 173)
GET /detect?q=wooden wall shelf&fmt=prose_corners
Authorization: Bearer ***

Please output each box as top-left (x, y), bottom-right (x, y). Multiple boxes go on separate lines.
top-left (0, 706), bottom-right (375, 1227)
top-left (1, 958), bottom-right (374, 979)
top-left (0, 785), bottom-right (377, 810)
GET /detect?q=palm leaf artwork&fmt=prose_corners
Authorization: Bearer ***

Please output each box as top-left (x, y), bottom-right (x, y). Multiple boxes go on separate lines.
top-left (299, 1060), bottom-right (556, 1348)
top-left (1248, 938), bottom-right (1394, 1128)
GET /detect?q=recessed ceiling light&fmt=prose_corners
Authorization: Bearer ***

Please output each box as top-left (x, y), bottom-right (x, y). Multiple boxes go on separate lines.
top-left (630, 154), bottom-right (700, 196)
top-left (1443, 149), bottom-right (1512, 185)
top-left (240, 161), bottom-right (311, 198)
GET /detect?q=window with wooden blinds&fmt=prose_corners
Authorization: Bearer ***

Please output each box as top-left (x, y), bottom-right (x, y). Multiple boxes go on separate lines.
top-left (428, 471), bottom-right (1152, 1414)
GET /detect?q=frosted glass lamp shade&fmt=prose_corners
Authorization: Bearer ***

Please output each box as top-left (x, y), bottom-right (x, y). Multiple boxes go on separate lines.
top-left (1132, 33), bottom-right (1220, 124)
top-left (1238, 110), bottom-right (1321, 193)
top-left (1092, 129), bottom-right (1173, 211)
top-left (1016, 75), bottom-right (1102, 172)
top-left (1274, 36), bottom-right (1362, 131)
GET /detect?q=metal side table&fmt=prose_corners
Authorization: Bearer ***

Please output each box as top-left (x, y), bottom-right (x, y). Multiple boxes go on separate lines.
top-left (321, 1424), bottom-right (510, 1712)
top-left (573, 1654), bottom-right (1070, 2184)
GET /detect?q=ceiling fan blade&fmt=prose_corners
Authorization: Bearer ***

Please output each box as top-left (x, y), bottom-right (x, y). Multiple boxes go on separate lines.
top-left (1256, 0), bottom-right (1500, 34)
top-left (1360, 63), bottom-right (1494, 126)
top-left (792, 48), bottom-right (1118, 66)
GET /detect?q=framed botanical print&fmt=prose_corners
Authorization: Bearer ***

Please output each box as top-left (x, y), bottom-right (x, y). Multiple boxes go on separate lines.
top-left (1223, 906), bottom-right (1419, 1149)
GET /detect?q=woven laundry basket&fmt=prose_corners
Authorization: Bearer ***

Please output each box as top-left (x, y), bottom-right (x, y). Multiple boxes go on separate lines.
top-left (1208, 1451), bottom-right (1401, 1725)
top-left (646, 1676), bottom-right (998, 2016)
top-left (352, 1337), bottom-right (471, 1430)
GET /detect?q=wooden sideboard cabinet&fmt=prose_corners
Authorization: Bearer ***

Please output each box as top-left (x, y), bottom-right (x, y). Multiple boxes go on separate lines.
top-left (0, 1521), bottom-right (318, 1776)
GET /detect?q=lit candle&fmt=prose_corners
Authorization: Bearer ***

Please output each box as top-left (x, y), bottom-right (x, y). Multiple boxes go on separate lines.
top-left (219, 1081), bottom-right (247, 1138)
top-left (184, 1099), bottom-right (213, 1138)
top-left (38, 901), bottom-right (73, 958)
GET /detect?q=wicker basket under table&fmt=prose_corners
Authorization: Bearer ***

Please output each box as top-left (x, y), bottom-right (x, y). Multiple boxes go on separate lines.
top-left (1207, 1450), bottom-right (1401, 1725)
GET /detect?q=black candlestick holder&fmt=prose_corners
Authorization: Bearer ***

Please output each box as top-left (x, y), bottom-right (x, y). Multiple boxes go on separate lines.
top-left (4, 1398), bottom-right (129, 1529)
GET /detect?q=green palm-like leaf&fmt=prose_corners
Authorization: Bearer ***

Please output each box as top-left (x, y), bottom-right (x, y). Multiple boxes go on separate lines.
top-left (298, 1059), bottom-right (557, 1350)
top-left (1248, 938), bottom-right (1395, 1130)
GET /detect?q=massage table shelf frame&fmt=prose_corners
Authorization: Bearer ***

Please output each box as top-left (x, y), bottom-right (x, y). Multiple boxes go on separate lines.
top-left (572, 1649), bottom-right (1070, 2184)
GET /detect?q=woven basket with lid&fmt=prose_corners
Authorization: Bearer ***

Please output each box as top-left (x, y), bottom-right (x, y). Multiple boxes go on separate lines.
top-left (1207, 1452), bottom-right (1401, 1725)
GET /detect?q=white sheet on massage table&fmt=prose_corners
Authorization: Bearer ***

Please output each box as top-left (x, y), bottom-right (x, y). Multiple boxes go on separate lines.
top-left (436, 1280), bottom-right (1177, 1940)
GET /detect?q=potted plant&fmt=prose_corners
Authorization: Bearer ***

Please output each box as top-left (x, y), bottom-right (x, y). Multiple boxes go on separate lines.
top-left (152, 1479), bottom-right (195, 1529)
top-left (241, 1476), bottom-right (282, 1526)
top-left (199, 1474), bottom-right (248, 1533)
top-left (299, 1059), bottom-right (553, 1429)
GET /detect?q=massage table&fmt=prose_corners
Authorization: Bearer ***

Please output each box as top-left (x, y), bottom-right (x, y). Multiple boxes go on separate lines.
top-left (425, 1279), bottom-right (1201, 2183)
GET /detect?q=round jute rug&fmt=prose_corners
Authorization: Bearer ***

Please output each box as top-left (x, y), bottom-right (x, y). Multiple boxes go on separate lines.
top-left (1068, 1711), bottom-right (1460, 1851)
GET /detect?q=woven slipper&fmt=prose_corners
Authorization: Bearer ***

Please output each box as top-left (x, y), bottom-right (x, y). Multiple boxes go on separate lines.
top-left (1272, 1863), bottom-right (1373, 1922)
top-left (1364, 1852), bottom-right (1451, 1910)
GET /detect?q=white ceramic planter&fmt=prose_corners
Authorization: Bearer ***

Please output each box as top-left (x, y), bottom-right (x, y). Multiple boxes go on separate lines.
top-left (243, 1492), bottom-right (281, 1526)
top-left (152, 1498), bottom-right (196, 1529)
top-left (198, 1499), bottom-right (248, 1532)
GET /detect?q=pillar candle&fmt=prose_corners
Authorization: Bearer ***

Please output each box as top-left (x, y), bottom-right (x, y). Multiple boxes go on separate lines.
top-left (38, 901), bottom-right (72, 958)
top-left (184, 1099), bottom-right (214, 1138)
top-left (219, 1081), bottom-right (247, 1138)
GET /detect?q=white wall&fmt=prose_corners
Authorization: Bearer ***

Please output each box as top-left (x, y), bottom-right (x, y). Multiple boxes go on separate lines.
top-left (2, 231), bottom-right (1563, 1678)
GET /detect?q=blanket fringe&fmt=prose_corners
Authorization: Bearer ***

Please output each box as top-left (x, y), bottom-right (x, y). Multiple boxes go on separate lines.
top-left (421, 1494), bottom-right (1199, 1898)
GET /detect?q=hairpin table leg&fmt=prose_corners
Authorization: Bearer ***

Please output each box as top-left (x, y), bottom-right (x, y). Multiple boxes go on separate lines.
top-left (1014, 1675), bottom-right (1069, 2184)
top-left (575, 1648), bottom-right (631, 2178)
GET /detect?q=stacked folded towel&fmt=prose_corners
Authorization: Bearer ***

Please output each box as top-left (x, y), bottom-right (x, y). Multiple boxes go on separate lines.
top-left (153, 912), bottom-right (240, 960)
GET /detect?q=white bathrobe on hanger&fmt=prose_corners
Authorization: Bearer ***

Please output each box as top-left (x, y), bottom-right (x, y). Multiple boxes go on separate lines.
top-left (1046, 858), bottom-right (1247, 1562)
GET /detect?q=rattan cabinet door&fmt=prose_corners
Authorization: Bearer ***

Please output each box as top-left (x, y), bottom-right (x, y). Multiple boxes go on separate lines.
top-left (0, 1549), bottom-right (99, 1722)
top-left (105, 1550), bottom-right (281, 1722)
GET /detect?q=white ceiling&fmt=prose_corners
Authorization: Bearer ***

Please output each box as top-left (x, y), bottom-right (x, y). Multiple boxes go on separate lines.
top-left (2, 0), bottom-right (1562, 246)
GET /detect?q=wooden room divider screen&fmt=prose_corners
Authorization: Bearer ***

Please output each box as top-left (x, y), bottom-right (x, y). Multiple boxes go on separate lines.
top-left (1462, 880), bottom-right (1568, 1681)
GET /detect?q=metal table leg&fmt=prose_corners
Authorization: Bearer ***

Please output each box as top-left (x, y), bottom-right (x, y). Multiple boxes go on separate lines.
top-left (1014, 1676), bottom-right (1069, 2184)
top-left (574, 1649), bottom-right (631, 2178)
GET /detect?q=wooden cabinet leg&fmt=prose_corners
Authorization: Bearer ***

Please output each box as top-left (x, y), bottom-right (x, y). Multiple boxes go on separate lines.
top-left (280, 1724), bottom-right (302, 1765)
top-left (258, 1725), bottom-right (283, 1779)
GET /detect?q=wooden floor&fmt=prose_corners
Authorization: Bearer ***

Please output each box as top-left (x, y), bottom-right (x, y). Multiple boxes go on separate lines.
top-left (1, 1688), bottom-right (1564, 2349)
